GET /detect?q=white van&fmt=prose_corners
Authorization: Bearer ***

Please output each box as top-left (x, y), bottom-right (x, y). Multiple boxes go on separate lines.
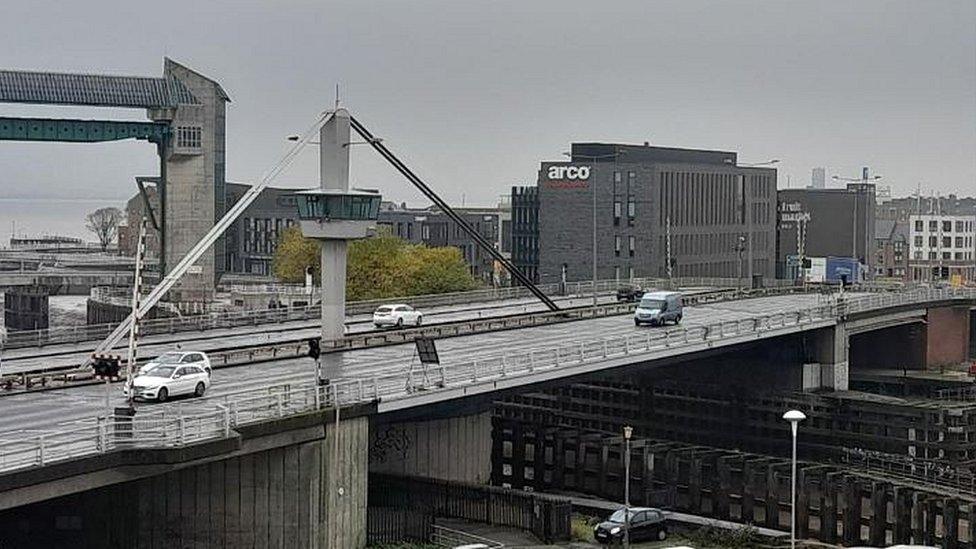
top-left (634, 291), bottom-right (683, 326)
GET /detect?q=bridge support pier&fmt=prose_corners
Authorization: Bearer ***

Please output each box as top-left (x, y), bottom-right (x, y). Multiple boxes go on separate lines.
top-left (802, 325), bottom-right (848, 391)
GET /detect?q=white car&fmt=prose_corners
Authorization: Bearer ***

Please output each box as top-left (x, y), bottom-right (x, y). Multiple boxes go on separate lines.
top-left (124, 364), bottom-right (211, 402)
top-left (372, 304), bottom-right (423, 328)
top-left (138, 351), bottom-right (212, 377)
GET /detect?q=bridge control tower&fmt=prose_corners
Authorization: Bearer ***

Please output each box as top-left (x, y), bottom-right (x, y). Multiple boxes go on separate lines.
top-left (294, 108), bottom-right (381, 381)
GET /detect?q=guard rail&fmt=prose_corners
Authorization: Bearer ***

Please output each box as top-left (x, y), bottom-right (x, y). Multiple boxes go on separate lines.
top-left (1, 275), bottom-right (797, 349)
top-left (1, 287), bottom-right (973, 475)
top-left (0, 286), bottom-right (802, 390)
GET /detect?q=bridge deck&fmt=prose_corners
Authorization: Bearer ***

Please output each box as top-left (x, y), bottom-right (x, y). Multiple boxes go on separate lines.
top-left (0, 293), bottom-right (834, 438)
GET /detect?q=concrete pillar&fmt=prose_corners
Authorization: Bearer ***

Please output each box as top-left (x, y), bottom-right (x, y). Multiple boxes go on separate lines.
top-left (764, 465), bottom-right (779, 529)
top-left (842, 476), bottom-right (861, 546)
top-left (805, 325), bottom-right (849, 391)
top-left (575, 439), bottom-right (588, 492)
top-left (821, 472), bottom-right (839, 544)
top-left (893, 487), bottom-right (912, 544)
top-left (714, 456), bottom-right (731, 520)
top-left (321, 414), bottom-right (369, 549)
top-left (924, 497), bottom-right (937, 546)
top-left (553, 436), bottom-right (566, 490)
top-left (641, 446), bottom-right (655, 506)
top-left (944, 498), bottom-right (959, 549)
top-left (741, 459), bottom-right (756, 524)
top-left (318, 109), bottom-right (352, 381)
top-left (868, 482), bottom-right (887, 547)
top-left (795, 467), bottom-right (809, 540)
top-left (911, 492), bottom-right (924, 544)
top-left (688, 456), bottom-right (703, 514)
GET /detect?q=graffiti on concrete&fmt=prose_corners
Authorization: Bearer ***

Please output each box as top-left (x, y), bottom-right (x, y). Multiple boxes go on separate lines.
top-left (370, 425), bottom-right (412, 464)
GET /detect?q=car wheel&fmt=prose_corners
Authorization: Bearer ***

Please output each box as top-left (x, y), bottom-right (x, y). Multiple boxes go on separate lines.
top-left (657, 528), bottom-right (668, 541)
top-left (415, 316), bottom-right (423, 326)
top-left (675, 315), bottom-right (682, 324)
top-left (195, 382), bottom-right (206, 397)
top-left (156, 387), bottom-right (168, 403)
top-left (634, 319), bottom-right (641, 326)
top-left (396, 317), bottom-right (403, 328)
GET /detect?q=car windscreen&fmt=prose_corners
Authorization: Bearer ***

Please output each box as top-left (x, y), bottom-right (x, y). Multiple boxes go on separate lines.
top-left (639, 298), bottom-right (666, 309)
top-left (375, 307), bottom-right (393, 313)
top-left (146, 365), bottom-right (176, 377)
top-left (608, 509), bottom-right (636, 523)
top-left (156, 353), bottom-right (183, 364)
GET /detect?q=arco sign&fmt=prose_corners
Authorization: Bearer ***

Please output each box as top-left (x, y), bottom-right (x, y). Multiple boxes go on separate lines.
top-left (547, 165), bottom-right (591, 181)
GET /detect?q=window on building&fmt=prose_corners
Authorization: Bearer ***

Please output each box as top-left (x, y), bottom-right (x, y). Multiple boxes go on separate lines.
top-left (943, 252), bottom-right (951, 260)
top-left (956, 221), bottom-right (965, 232)
top-left (627, 197), bottom-right (635, 222)
top-left (407, 223), bottom-right (413, 240)
top-left (915, 220), bottom-right (923, 232)
top-left (928, 252), bottom-right (936, 260)
top-left (943, 221), bottom-right (952, 232)
top-left (914, 236), bottom-right (923, 247)
top-left (614, 266), bottom-right (620, 281)
top-left (929, 220), bottom-right (938, 231)
top-left (176, 126), bottom-right (202, 149)
top-left (956, 237), bottom-right (964, 248)
top-left (955, 252), bottom-right (964, 260)
top-left (943, 237), bottom-right (952, 248)
top-left (914, 251), bottom-right (922, 260)
top-left (422, 224), bottom-right (430, 240)
top-left (614, 236), bottom-right (621, 256)
top-left (613, 202), bottom-right (621, 226)
top-left (629, 236), bottom-right (636, 257)
top-left (614, 172), bottom-right (622, 184)
top-left (628, 266), bottom-right (635, 279)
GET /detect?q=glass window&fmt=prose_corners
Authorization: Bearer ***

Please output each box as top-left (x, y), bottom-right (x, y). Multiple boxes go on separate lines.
top-left (943, 237), bottom-right (952, 248)
top-left (956, 237), bottom-right (964, 248)
top-left (929, 220), bottom-right (938, 231)
top-left (914, 236), bottom-right (923, 247)
top-left (943, 221), bottom-right (952, 232)
top-left (956, 221), bottom-right (965, 232)
top-left (627, 198), bottom-right (636, 218)
top-left (929, 236), bottom-right (938, 247)
top-left (915, 220), bottom-right (923, 232)
top-left (614, 236), bottom-right (621, 256)
top-left (614, 172), bottom-right (622, 183)
top-left (629, 236), bottom-right (636, 256)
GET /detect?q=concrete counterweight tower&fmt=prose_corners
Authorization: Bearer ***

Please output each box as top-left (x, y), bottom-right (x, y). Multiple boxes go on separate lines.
top-left (295, 108), bottom-right (381, 381)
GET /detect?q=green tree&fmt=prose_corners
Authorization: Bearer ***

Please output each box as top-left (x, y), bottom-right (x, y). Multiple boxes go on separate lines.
top-left (273, 226), bottom-right (479, 299)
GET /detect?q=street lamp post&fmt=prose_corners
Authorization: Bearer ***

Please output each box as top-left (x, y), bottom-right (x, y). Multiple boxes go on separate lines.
top-left (735, 235), bottom-right (747, 291)
top-left (783, 410), bottom-right (807, 549)
top-left (623, 425), bottom-right (633, 549)
top-left (562, 151), bottom-right (625, 306)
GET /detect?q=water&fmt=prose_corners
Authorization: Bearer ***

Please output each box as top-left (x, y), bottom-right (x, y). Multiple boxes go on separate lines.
top-left (0, 198), bottom-right (127, 247)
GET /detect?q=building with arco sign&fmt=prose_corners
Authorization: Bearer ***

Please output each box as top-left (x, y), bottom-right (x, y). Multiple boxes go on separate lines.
top-left (514, 142), bottom-right (778, 285)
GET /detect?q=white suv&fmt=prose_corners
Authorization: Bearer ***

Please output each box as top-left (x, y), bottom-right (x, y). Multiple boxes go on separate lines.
top-left (372, 304), bottom-right (423, 328)
top-left (125, 364), bottom-right (211, 402)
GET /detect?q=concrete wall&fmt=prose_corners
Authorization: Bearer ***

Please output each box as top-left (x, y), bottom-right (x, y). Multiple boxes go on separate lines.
top-left (926, 306), bottom-right (973, 368)
top-left (0, 415), bottom-right (369, 549)
top-left (369, 411), bottom-right (492, 484)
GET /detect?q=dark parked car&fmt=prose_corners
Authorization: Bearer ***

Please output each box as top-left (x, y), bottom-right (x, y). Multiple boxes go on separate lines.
top-left (593, 507), bottom-right (668, 545)
top-left (616, 285), bottom-right (644, 302)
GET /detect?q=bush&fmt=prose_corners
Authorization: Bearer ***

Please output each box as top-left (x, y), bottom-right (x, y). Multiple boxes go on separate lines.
top-left (570, 514), bottom-right (597, 542)
top-left (686, 524), bottom-right (763, 548)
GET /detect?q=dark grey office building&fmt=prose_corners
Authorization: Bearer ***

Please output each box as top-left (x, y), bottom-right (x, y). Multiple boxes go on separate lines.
top-left (376, 205), bottom-right (502, 284)
top-left (522, 142), bottom-right (778, 285)
top-left (511, 186), bottom-right (540, 283)
top-left (224, 183), bottom-right (303, 276)
top-left (776, 186), bottom-right (876, 278)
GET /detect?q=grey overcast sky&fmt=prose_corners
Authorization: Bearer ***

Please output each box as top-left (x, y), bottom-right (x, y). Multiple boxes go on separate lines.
top-left (0, 0), bottom-right (973, 206)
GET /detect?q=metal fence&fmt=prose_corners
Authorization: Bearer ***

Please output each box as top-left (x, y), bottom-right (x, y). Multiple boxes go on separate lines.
top-left (0, 275), bottom-right (799, 349)
top-left (841, 447), bottom-right (976, 495)
top-left (0, 287), bottom-right (972, 476)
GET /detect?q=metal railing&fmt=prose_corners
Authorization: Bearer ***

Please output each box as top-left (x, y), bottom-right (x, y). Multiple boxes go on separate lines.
top-left (841, 447), bottom-right (976, 495)
top-left (1, 275), bottom-right (771, 349)
top-left (1, 287), bottom-right (972, 475)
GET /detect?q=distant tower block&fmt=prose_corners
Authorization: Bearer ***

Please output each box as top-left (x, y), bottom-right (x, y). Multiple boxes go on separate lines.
top-left (811, 167), bottom-right (825, 189)
top-left (294, 108), bottom-right (382, 381)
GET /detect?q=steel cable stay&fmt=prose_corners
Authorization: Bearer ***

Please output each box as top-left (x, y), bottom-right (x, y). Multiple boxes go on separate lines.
top-left (86, 110), bottom-right (337, 366)
top-left (348, 115), bottom-right (559, 312)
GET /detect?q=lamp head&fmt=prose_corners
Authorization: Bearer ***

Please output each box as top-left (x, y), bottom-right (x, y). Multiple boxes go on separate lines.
top-left (783, 410), bottom-right (806, 423)
top-left (623, 425), bottom-right (633, 440)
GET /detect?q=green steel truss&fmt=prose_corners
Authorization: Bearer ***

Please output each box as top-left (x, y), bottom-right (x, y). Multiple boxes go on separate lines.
top-left (0, 117), bottom-right (168, 143)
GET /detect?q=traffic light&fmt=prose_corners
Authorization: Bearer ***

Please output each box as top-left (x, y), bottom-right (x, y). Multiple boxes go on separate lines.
top-left (92, 354), bottom-right (121, 380)
top-left (307, 338), bottom-right (321, 360)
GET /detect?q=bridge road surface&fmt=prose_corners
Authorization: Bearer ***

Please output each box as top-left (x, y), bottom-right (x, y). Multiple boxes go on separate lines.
top-left (2, 292), bottom-right (632, 375)
top-left (0, 293), bottom-right (841, 440)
